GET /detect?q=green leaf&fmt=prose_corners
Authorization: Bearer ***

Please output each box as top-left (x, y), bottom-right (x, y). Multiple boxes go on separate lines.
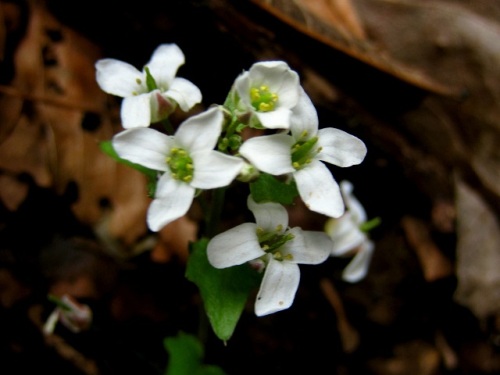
top-left (186, 239), bottom-right (261, 342)
top-left (249, 173), bottom-right (299, 205)
top-left (99, 140), bottom-right (158, 197)
top-left (164, 332), bottom-right (226, 375)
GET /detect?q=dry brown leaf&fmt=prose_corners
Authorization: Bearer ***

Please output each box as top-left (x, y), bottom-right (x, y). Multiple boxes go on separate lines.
top-left (0, 173), bottom-right (29, 211)
top-left (0, 0), bottom-right (151, 253)
top-left (250, 0), bottom-right (456, 95)
top-left (401, 216), bottom-right (453, 282)
top-left (346, 1), bottom-right (500, 321)
top-left (151, 216), bottom-right (198, 264)
top-left (294, 0), bottom-right (367, 40)
top-left (320, 277), bottom-right (360, 353)
top-left (454, 178), bottom-right (500, 319)
top-left (368, 340), bottom-right (441, 375)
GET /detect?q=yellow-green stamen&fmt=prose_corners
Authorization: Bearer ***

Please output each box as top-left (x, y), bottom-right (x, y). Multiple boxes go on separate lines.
top-left (166, 147), bottom-right (194, 182)
top-left (257, 227), bottom-right (295, 261)
top-left (250, 85), bottom-right (278, 112)
top-left (291, 136), bottom-right (320, 170)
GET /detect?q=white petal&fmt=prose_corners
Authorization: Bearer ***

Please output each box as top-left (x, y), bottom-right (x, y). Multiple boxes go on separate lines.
top-left (95, 59), bottom-right (145, 97)
top-left (121, 94), bottom-right (153, 128)
top-left (340, 181), bottom-right (367, 224)
top-left (290, 88), bottom-right (319, 139)
top-left (342, 240), bottom-right (375, 283)
top-left (166, 78), bottom-right (202, 111)
top-left (175, 107), bottom-right (222, 152)
top-left (147, 176), bottom-right (195, 231)
top-left (340, 180), bottom-right (354, 195)
top-left (294, 161), bottom-right (345, 218)
top-left (239, 134), bottom-right (295, 175)
top-left (207, 223), bottom-right (264, 268)
top-left (325, 214), bottom-right (366, 255)
top-left (190, 151), bottom-right (243, 189)
top-left (247, 195), bottom-right (288, 232)
top-left (317, 128), bottom-right (367, 167)
top-left (254, 108), bottom-right (291, 129)
top-left (255, 258), bottom-right (300, 316)
top-left (284, 227), bottom-right (331, 264)
top-left (146, 43), bottom-right (185, 89)
top-left (247, 61), bottom-right (290, 84)
top-left (233, 71), bottom-right (251, 106)
top-left (247, 61), bottom-right (300, 108)
top-left (112, 127), bottom-right (172, 171)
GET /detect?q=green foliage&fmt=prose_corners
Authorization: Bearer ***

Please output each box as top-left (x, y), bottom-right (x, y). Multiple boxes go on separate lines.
top-left (99, 140), bottom-right (158, 197)
top-left (186, 239), bottom-right (261, 342)
top-left (249, 172), bottom-right (299, 205)
top-left (164, 332), bottom-right (226, 375)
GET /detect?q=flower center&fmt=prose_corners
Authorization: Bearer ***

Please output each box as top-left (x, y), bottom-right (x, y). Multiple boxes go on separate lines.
top-left (256, 225), bottom-right (295, 261)
top-left (291, 135), bottom-right (321, 170)
top-left (250, 85), bottom-right (278, 112)
top-left (166, 147), bottom-right (194, 182)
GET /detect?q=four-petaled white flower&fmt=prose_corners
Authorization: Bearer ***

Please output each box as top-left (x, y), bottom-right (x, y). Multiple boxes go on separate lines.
top-left (239, 88), bottom-right (367, 219)
top-left (207, 196), bottom-right (332, 316)
top-left (96, 43), bottom-right (202, 129)
top-left (112, 107), bottom-right (244, 232)
top-left (233, 61), bottom-right (301, 129)
top-left (325, 180), bottom-right (375, 282)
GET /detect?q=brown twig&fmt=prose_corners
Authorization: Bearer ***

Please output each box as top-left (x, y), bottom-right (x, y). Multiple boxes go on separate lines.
top-left (320, 277), bottom-right (360, 353)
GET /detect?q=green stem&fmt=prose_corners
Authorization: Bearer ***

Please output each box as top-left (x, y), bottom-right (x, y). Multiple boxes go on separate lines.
top-left (205, 187), bottom-right (226, 238)
top-left (160, 117), bottom-right (175, 134)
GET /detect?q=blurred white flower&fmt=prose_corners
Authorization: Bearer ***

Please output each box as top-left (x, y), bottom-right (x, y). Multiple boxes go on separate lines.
top-left (325, 180), bottom-right (375, 282)
top-left (43, 294), bottom-right (92, 334)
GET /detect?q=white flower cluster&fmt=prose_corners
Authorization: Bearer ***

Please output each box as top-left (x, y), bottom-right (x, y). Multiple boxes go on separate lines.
top-left (96, 43), bottom-right (374, 317)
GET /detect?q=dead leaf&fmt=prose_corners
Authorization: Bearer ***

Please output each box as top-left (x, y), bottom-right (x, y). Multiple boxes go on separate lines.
top-left (250, 0), bottom-right (456, 95)
top-left (290, 0), bottom-right (367, 40)
top-left (0, 173), bottom-right (29, 211)
top-left (320, 277), bottom-right (360, 353)
top-left (368, 340), bottom-right (441, 375)
top-left (401, 216), bottom-right (453, 282)
top-left (454, 178), bottom-right (500, 319)
top-left (0, 0), bottom-right (151, 253)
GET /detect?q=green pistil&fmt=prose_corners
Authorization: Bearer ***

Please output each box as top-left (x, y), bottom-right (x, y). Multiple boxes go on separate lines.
top-left (166, 148), bottom-right (194, 182)
top-left (359, 217), bottom-right (382, 233)
top-left (250, 85), bottom-right (278, 112)
top-left (144, 66), bottom-right (158, 91)
top-left (291, 136), bottom-right (320, 170)
top-left (256, 225), bottom-right (295, 261)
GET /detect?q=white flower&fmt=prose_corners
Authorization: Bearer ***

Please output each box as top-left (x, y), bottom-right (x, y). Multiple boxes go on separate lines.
top-left (325, 180), bottom-right (375, 282)
top-left (96, 43), bottom-right (202, 128)
top-left (233, 61), bottom-right (301, 129)
top-left (43, 295), bottom-right (92, 334)
top-left (239, 88), bottom-right (367, 218)
top-left (112, 107), bottom-right (244, 231)
top-left (207, 196), bottom-right (331, 316)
